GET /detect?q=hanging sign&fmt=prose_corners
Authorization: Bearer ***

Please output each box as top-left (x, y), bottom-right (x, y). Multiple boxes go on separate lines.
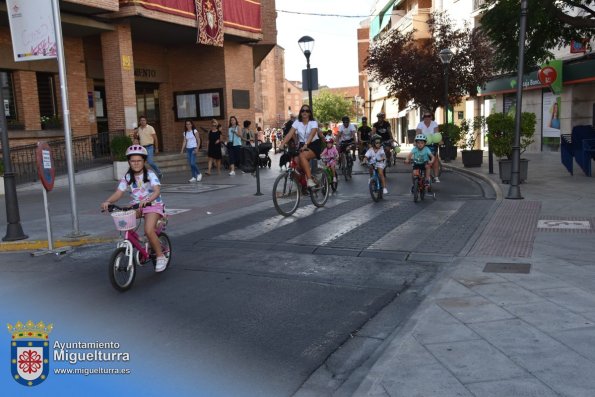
top-left (36, 142), bottom-right (55, 192)
top-left (538, 60), bottom-right (563, 95)
top-left (6, 0), bottom-right (57, 61)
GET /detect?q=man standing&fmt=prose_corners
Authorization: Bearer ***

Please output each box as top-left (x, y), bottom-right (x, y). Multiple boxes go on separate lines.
top-left (136, 115), bottom-right (163, 179)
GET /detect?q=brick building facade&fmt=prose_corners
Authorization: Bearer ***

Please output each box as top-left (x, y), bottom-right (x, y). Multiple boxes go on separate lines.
top-left (0, 0), bottom-right (277, 150)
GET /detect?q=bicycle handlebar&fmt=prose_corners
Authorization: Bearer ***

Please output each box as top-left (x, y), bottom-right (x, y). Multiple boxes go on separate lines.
top-left (103, 203), bottom-right (151, 213)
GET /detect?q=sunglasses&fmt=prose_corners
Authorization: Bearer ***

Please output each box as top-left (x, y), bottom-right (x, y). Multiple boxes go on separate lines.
top-left (300, 109), bottom-right (311, 113)
top-left (424, 115), bottom-right (432, 118)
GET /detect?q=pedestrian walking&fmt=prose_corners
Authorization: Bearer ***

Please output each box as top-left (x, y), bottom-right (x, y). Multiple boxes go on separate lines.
top-left (242, 120), bottom-right (255, 146)
top-left (180, 120), bottom-right (202, 182)
top-left (227, 116), bottom-right (242, 176)
top-left (135, 115), bottom-right (163, 179)
top-left (206, 119), bottom-right (222, 175)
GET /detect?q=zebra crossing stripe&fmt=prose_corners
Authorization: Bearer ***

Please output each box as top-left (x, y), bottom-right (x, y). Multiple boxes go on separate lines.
top-left (368, 201), bottom-right (464, 251)
top-left (214, 199), bottom-right (347, 241)
top-left (287, 201), bottom-right (402, 246)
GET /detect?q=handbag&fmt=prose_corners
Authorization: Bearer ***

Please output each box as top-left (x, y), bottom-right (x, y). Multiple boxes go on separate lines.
top-left (220, 142), bottom-right (228, 157)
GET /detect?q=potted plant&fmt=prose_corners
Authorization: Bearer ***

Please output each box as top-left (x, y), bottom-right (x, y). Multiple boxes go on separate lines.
top-left (110, 135), bottom-right (132, 180)
top-left (40, 115), bottom-right (61, 130)
top-left (459, 116), bottom-right (485, 167)
top-left (486, 112), bottom-right (536, 183)
top-left (438, 123), bottom-right (462, 161)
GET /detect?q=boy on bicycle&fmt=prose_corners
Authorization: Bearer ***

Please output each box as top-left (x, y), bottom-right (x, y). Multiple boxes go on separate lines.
top-left (321, 136), bottom-right (339, 183)
top-left (101, 145), bottom-right (168, 272)
top-left (365, 134), bottom-right (388, 195)
top-left (405, 134), bottom-right (435, 188)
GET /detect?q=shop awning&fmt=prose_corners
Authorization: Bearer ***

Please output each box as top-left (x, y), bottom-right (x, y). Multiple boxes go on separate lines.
top-left (372, 100), bottom-right (384, 119)
top-left (385, 98), bottom-right (399, 119)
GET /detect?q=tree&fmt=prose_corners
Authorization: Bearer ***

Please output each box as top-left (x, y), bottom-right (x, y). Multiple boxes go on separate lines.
top-left (312, 90), bottom-right (354, 124)
top-left (366, 12), bottom-right (494, 114)
top-left (480, 0), bottom-right (595, 71)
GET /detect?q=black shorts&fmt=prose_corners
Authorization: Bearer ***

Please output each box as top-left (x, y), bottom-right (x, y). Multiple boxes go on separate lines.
top-left (298, 141), bottom-right (322, 159)
top-left (412, 162), bottom-right (428, 170)
top-left (427, 144), bottom-right (438, 155)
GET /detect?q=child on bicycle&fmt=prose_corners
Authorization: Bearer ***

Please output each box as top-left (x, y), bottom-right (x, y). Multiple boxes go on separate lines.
top-left (365, 134), bottom-right (388, 194)
top-left (405, 134), bottom-right (435, 188)
top-left (320, 136), bottom-right (339, 183)
top-left (100, 145), bottom-right (168, 272)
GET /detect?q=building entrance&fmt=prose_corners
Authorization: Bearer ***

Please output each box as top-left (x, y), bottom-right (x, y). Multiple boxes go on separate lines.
top-left (135, 83), bottom-right (162, 150)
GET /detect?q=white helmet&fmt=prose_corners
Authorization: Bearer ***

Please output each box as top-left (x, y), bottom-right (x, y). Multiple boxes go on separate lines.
top-left (125, 144), bottom-right (148, 158)
top-left (414, 134), bottom-right (427, 142)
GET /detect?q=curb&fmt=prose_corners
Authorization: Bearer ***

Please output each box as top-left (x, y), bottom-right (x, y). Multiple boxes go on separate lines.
top-left (0, 237), bottom-right (115, 253)
top-left (442, 163), bottom-right (504, 201)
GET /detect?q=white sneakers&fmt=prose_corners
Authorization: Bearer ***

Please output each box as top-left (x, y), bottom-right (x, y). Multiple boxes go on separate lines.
top-left (189, 177), bottom-right (196, 182)
top-left (155, 256), bottom-right (168, 272)
top-left (196, 173), bottom-right (203, 182)
top-left (383, 188), bottom-right (389, 194)
top-left (307, 178), bottom-right (316, 188)
top-left (434, 177), bottom-right (441, 183)
top-left (229, 171), bottom-right (236, 176)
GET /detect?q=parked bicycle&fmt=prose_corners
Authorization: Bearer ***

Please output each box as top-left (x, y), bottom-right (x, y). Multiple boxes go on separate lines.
top-left (272, 149), bottom-right (329, 216)
top-left (104, 203), bottom-right (171, 291)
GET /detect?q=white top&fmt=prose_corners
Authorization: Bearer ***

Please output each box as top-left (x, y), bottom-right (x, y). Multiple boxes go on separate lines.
top-left (338, 123), bottom-right (357, 141)
top-left (292, 120), bottom-right (319, 143)
top-left (416, 121), bottom-right (439, 141)
top-left (365, 147), bottom-right (386, 165)
top-left (118, 170), bottom-right (163, 205)
top-left (183, 129), bottom-right (199, 149)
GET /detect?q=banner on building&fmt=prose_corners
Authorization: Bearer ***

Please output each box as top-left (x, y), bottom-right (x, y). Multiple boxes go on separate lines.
top-left (195, 0), bottom-right (224, 47)
top-left (6, 0), bottom-right (57, 61)
top-left (538, 59), bottom-right (563, 95)
top-left (542, 91), bottom-right (561, 138)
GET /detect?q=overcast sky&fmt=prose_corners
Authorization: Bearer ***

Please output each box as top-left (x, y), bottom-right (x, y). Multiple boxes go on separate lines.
top-left (275, 0), bottom-right (375, 89)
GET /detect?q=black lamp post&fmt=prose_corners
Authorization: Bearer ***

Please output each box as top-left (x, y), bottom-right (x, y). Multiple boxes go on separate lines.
top-left (368, 79), bottom-right (374, 121)
top-left (507, 0), bottom-right (528, 200)
top-left (298, 35), bottom-right (315, 110)
top-left (439, 48), bottom-right (454, 161)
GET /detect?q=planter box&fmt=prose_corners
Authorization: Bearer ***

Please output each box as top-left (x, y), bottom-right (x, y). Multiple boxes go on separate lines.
top-left (462, 150), bottom-right (484, 167)
top-left (113, 161), bottom-right (129, 180)
top-left (439, 143), bottom-right (457, 161)
top-left (498, 158), bottom-right (529, 184)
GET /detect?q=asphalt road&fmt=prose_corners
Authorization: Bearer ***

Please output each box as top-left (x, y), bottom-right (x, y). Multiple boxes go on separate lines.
top-left (0, 162), bottom-right (495, 397)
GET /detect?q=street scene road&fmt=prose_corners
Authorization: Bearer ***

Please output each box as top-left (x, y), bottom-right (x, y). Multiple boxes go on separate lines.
top-left (0, 157), bottom-right (495, 396)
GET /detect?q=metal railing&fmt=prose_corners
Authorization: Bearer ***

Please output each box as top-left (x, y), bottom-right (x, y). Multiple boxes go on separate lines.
top-left (0, 132), bottom-right (123, 185)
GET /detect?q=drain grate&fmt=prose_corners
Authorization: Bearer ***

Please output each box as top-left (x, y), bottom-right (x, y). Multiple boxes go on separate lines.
top-left (483, 262), bottom-right (532, 274)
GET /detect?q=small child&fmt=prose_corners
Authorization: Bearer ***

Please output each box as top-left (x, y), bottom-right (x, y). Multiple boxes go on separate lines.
top-left (365, 135), bottom-right (388, 194)
top-left (321, 136), bottom-right (339, 182)
top-left (405, 134), bottom-right (435, 187)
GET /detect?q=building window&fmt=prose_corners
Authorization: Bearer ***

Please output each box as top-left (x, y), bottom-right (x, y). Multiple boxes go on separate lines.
top-left (173, 88), bottom-right (224, 120)
top-left (288, 88), bottom-right (291, 93)
top-left (0, 71), bottom-right (17, 121)
top-left (288, 106), bottom-right (291, 111)
top-left (36, 72), bottom-right (58, 117)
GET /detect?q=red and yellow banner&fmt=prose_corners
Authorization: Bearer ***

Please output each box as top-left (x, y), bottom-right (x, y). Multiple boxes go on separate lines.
top-left (196, 0), bottom-right (224, 46)
top-left (119, 0), bottom-right (262, 33)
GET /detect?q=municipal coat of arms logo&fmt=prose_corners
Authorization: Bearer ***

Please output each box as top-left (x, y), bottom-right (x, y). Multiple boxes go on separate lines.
top-left (7, 320), bottom-right (53, 387)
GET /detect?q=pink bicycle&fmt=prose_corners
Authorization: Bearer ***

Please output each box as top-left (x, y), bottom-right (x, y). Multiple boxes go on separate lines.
top-left (105, 204), bottom-right (171, 291)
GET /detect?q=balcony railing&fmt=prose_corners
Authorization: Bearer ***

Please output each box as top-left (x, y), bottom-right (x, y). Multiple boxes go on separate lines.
top-left (0, 132), bottom-right (123, 185)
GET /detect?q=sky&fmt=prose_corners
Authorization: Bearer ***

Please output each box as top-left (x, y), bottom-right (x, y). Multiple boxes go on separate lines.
top-left (275, 0), bottom-right (376, 89)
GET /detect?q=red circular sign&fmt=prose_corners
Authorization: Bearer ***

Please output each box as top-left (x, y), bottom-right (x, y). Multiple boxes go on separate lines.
top-left (36, 142), bottom-right (55, 192)
top-left (538, 66), bottom-right (557, 86)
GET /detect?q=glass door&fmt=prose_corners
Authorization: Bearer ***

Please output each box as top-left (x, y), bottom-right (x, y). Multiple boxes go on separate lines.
top-left (135, 83), bottom-right (161, 150)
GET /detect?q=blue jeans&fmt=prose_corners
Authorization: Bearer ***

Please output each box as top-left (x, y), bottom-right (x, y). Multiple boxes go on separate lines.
top-left (144, 145), bottom-right (162, 177)
top-left (186, 148), bottom-right (201, 177)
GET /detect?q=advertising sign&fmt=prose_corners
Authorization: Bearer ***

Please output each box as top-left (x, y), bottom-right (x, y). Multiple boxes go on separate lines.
top-left (6, 0), bottom-right (57, 61)
top-left (36, 142), bottom-right (55, 191)
top-left (543, 91), bottom-right (561, 138)
top-left (539, 60), bottom-right (563, 95)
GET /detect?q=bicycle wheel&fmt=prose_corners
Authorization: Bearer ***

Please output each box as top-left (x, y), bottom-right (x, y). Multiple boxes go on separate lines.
top-left (273, 172), bottom-right (300, 216)
top-left (108, 247), bottom-right (136, 292)
top-left (420, 182), bottom-right (425, 201)
top-left (346, 157), bottom-right (353, 180)
top-left (310, 171), bottom-right (329, 208)
top-left (369, 177), bottom-right (380, 202)
top-left (151, 232), bottom-right (172, 270)
top-left (413, 178), bottom-right (420, 203)
top-left (340, 153), bottom-right (348, 180)
top-left (328, 168), bottom-right (338, 192)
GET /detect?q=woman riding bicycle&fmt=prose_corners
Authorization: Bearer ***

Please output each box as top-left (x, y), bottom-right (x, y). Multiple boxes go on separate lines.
top-left (416, 112), bottom-right (441, 182)
top-left (279, 105), bottom-right (321, 188)
top-left (101, 145), bottom-right (167, 272)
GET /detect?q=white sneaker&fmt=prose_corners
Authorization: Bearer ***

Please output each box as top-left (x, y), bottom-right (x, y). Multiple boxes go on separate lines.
top-left (383, 188), bottom-right (389, 194)
top-left (155, 256), bottom-right (168, 272)
top-left (434, 177), bottom-right (441, 183)
top-left (333, 177), bottom-right (337, 183)
top-left (229, 171), bottom-right (236, 176)
top-left (189, 177), bottom-right (196, 182)
top-left (196, 173), bottom-right (203, 182)
top-left (307, 178), bottom-right (316, 188)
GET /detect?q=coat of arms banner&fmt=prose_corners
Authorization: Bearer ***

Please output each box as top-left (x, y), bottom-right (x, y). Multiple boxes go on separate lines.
top-left (195, 0), bottom-right (224, 47)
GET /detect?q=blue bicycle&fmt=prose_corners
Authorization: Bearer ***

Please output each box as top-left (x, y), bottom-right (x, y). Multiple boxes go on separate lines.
top-left (369, 164), bottom-right (383, 202)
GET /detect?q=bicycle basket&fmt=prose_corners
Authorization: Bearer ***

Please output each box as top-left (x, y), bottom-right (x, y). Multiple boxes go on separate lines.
top-left (111, 210), bottom-right (138, 231)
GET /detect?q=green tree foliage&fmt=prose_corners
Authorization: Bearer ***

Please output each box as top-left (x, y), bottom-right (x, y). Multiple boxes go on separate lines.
top-left (480, 0), bottom-right (595, 71)
top-left (366, 12), bottom-right (494, 113)
top-left (312, 90), bottom-right (354, 124)
top-left (486, 112), bottom-right (536, 159)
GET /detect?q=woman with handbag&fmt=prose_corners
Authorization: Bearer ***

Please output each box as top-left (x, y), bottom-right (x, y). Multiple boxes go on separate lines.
top-left (180, 119), bottom-right (202, 182)
top-left (206, 119), bottom-right (222, 175)
top-left (227, 116), bottom-right (242, 176)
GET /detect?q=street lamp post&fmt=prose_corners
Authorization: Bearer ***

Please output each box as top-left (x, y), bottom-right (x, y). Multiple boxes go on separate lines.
top-left (298, 36), bottom-right (315, 111)
top-left (439, 48), bottom-right (454, 161)
top-left (507, 0), bottom-right (528, 200)
top-left (368, 80), bottom-right (374, 121)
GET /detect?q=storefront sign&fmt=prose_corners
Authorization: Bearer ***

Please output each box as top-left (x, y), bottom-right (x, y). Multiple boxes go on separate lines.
top-left (539, 60), bottom-right (563, 95)
top-left (570, 39), bottom-right (588, 54)
top-left (6, 0), bottom-right (57, 61)
top-left (134, 68), bottom-right (157, 79)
